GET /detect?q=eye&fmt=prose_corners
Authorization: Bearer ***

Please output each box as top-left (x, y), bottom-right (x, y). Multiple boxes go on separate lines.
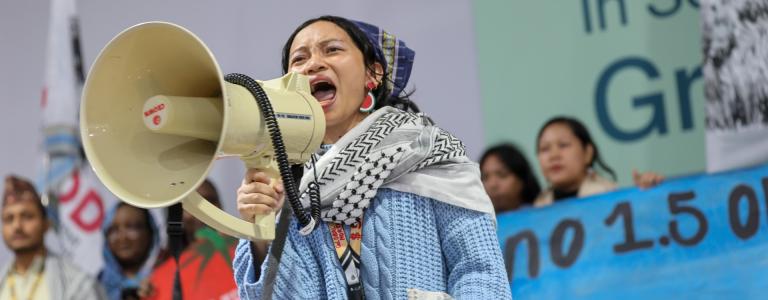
top-left (290, 55), bottom-right (306, 66)
top-left (326, 46), bottom-right (342, 54)
top-left (538, 144), bottom-right (549, 153)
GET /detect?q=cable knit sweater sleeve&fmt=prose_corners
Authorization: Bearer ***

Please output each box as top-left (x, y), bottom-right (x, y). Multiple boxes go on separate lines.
top-left (432, 200), bottom-right (512, 299)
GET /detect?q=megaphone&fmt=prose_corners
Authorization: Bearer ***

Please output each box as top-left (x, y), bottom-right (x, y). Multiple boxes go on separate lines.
top-left (80, 22), bottom-right (325, 240)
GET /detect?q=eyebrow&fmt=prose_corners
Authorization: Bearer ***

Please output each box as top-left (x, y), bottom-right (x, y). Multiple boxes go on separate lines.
top-left (290, 38), bottom-right (346, 56)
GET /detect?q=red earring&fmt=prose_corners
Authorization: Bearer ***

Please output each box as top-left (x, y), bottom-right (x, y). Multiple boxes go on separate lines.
top-left (360, 82), bottom-right (377, 113)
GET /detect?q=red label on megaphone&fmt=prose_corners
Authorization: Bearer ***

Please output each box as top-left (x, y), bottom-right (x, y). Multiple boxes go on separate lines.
top-left (143, 96), bottom-right (168, 130)
top-left (144, 103), bottom-right (165, 117)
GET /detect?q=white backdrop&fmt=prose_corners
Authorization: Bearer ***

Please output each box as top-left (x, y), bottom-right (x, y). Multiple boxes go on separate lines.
top-left (0, 0), bottom-right (485, 267)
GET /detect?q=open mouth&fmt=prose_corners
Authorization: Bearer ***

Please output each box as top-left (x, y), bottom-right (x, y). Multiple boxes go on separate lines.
top-left (311, 78), bottom-right (337, 109)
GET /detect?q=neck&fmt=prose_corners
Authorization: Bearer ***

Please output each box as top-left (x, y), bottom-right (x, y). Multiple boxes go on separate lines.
top-left (323, 113), bottom-right (368, 144)
top-left (554, 178), bottom-right (586, 197)
top-left (13, 247), bottom-right (45, 275)
top-left (120, 256), bottom-right (148, 278)
top-left (121, 265), bottom-right (141, 278)
top-left (123, 268), bottom-right (139, 278)
top-left (553, 174), bottom-right (588, 196)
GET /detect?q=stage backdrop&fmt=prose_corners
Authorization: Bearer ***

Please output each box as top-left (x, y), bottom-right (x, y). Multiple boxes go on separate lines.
top-left (497, 163), bottom-right (768, 299)
top-left (475, 0), bottom-right (705, 185)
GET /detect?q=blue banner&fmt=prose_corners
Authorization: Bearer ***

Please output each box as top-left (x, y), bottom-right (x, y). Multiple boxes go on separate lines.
top-left (497, 164), bottom-right (768, 299)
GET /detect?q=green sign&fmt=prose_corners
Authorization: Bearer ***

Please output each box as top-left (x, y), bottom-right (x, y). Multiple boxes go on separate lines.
top-left (475, 0), bottom-right (704, 186)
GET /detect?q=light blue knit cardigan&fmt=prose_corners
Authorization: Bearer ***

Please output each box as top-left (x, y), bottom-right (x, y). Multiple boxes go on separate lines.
top-left (233, 188), bottom-right (512, 299)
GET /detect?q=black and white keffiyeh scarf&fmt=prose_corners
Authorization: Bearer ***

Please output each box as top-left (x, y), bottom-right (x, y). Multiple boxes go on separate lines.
top-left (298, 107), bottom-right (494, 227)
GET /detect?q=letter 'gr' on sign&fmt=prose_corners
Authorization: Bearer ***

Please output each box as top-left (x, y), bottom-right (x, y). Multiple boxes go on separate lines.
top-left (594, 56), bottom-right (701, 141)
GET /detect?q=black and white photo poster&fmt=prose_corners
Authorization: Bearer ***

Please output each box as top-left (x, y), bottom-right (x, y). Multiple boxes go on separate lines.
top-left (703, 0), bottom-right (768, 172)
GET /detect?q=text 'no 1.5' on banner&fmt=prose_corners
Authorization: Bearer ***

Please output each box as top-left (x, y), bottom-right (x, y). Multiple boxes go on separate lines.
top-left (497, 164), bottom-right (768, 299)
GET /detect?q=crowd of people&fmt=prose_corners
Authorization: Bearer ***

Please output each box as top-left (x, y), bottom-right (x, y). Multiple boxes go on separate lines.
top-left (1, 14), bottom-right (676, 300)
top-left (481, 116), bottom-right (665, 214)
top-left (0, 175), bottom-right (234, 300)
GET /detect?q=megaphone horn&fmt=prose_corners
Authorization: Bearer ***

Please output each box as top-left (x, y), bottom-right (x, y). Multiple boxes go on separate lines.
top-left (81, 22), bottom-right (325, 240)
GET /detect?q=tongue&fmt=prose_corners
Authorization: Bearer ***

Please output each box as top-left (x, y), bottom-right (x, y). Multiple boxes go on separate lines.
top-left (313, 89), bottom-right (336, 101)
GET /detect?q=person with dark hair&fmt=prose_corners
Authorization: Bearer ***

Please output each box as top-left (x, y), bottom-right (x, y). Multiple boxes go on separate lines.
top-left (480, 143), bottom-right (541, 213)
top-left (534, 116), bottom-right (664, 206)
top-left (99, 202), bottom-right (160, 300)
top-left (233, 15), bottom-right (510, 299)
top-left (141, 179), bottom-right (240, 300)
top-left (0, 175), bottom-right (105, 300)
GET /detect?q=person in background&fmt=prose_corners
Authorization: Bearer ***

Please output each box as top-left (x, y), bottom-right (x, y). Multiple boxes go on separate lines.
top-left (480, 143), bottom-right (541, 213)
top-left (99, 202), bottom-right (160, 300)
top-left (141, 179), bottom-right (241, 300)
top-left (0, 175), bottom-right (105, 300)
top-left (534, 116), bottom-right (664, 207)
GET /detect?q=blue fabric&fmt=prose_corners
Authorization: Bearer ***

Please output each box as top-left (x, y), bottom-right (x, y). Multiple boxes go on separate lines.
top-left (233, 188), bottom-right (511, 299)
top-left (351, 20), bottom-right (415, 99)
top-left (98, 203), bottom-right (160, 300)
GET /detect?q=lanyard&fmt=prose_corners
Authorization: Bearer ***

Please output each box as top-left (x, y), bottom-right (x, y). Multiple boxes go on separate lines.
top-left (8, 267), bottom-right (44, 300)
top-left (329, 215), bottom-right (365, 300)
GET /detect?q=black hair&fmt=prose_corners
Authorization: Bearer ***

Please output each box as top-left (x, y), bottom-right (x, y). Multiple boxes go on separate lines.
top-left (480, 143), bottom-right (541, 205)
top-left (536, 116), bottom-right (616, 180)
top-left (281, 15), bottom-right (420, 113)
top-left (197, 179), bottom-right (221, 208)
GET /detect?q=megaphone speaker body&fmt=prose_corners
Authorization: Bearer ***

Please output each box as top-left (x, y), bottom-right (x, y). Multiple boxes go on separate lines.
top-left (81, 22), bottom-right (325, 240)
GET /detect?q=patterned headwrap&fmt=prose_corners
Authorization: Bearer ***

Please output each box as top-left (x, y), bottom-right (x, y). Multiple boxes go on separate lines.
top-left (2, 175), bottom-right (45, 216)
top-left (351, 20), bottom-right (415, 98)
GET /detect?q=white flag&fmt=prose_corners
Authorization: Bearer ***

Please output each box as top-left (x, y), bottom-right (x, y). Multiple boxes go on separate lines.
top-left (40, 0), bottom-right (116, 275)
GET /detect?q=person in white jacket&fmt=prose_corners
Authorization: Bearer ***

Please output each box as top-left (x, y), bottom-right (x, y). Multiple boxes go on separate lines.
top-left (0, 175), bottom-right (106, 300)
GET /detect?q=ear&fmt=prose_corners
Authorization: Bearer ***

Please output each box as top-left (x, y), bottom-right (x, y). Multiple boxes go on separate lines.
top-left (366, 62), bottom-right (384, 87)
top-left (584, 143), bottom-right (595, 167)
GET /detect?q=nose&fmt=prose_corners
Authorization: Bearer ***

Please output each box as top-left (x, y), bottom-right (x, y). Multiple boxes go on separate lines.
top-left (302, 55), bottom-right (327, 75)
top-left (9, 218), bottom-right (22, 231)
top-left (546, 148), bottom-right (561, 161)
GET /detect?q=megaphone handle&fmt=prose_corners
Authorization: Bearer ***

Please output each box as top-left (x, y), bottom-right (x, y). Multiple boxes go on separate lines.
top-left (182, 191), bottom-right (275, 240)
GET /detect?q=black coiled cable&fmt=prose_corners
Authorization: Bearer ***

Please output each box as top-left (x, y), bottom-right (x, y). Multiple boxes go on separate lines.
top-left (307, 155), bottom-right (322, 220)
top-left (224, 73), bottom-right (319, 229)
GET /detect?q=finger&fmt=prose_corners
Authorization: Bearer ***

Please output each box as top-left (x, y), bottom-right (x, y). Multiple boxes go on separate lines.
top-left (642, 175), bottom-right (654, 188)
top-left (239, 193), bottom-right (278, 208)
top-left (275, 191), bottom-right (286, 209)
top-left (238, 181), bottom-right (279, 199)
top-left (245, 169), bottom-right (272, 184)
top-left (274, 180), bottom-right (284, 194)
top-left (238, 203), bottom-right (274, 219)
